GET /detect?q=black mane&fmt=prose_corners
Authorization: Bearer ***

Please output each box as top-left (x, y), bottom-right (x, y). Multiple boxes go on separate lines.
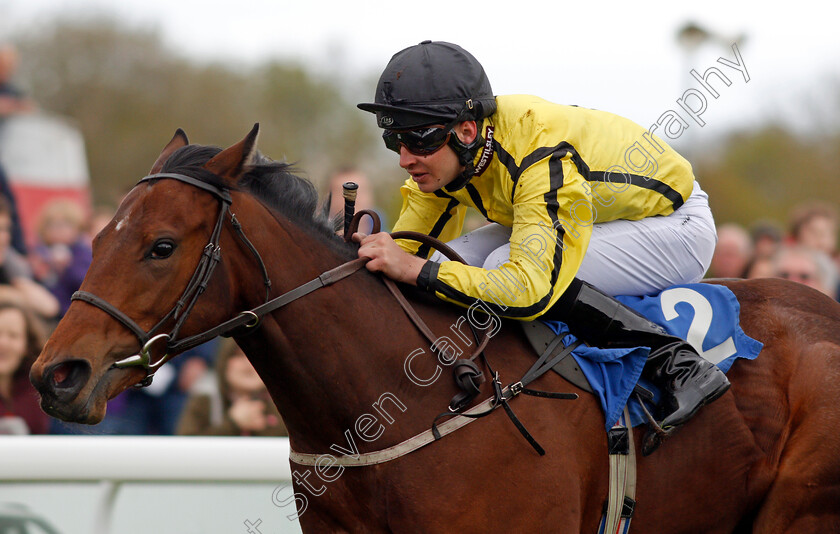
top-left (158, 144), bottom-right (349, 252)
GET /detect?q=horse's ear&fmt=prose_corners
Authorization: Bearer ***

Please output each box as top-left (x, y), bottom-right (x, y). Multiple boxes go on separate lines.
top-left (203, 123), bottom-right (260, 184)
top-left (150, 128), bottom-right (189, 174)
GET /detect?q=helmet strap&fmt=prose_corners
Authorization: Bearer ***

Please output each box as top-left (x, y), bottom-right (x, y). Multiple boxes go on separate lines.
top-left (443, 119), bottom-right (484, 192)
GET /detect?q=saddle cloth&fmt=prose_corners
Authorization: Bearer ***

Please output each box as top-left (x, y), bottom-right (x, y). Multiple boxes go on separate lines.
top-left (539, 283), bottom-right (763, 431)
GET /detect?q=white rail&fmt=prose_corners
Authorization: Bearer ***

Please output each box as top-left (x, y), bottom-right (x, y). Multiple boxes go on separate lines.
top-left (0, 436), bottom-right (292, 481)
top-left (0, 436), bottom-right (293, 534)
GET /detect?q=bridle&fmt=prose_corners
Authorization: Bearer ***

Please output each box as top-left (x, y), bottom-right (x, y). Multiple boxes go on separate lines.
top-left (71, 170), bottom-right (574, 459)
top-left (71, 170), bottom-right (486, 389)
top-left (72, 172), bottom-right (280, 387)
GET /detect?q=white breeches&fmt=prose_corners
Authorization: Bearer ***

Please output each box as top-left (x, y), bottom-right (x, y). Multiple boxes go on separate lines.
top-left (429, 181), bottom-right (717, 297)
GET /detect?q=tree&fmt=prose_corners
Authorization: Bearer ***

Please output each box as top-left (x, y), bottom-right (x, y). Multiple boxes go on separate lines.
top-left (695, 123), bottom-right (840, 233)
top-left (15, 15), bottom-right (384, 208)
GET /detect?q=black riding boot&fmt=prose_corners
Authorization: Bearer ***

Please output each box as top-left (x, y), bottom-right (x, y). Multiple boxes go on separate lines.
top-left (544, 279), bottom-right (731, 433)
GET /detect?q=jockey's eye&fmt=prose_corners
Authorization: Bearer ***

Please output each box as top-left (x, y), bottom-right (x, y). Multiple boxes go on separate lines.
top-left (150, 240), bottom-right (176, 259)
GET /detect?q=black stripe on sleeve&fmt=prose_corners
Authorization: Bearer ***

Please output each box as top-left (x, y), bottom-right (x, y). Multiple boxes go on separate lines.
top-left (543, 150), bottom-right (568, 292)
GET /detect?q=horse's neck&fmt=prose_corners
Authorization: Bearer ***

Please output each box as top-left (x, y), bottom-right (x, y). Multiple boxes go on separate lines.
top-left (234, 212), bottom-right (446, 453)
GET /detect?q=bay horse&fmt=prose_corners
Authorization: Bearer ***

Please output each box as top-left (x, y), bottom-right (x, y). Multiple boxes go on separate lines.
top-left (31, 126), bottom-right (840, 533)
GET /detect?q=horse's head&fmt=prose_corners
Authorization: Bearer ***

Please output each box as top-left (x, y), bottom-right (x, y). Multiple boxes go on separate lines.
top-left (30, 125), bottom-right (264, 423)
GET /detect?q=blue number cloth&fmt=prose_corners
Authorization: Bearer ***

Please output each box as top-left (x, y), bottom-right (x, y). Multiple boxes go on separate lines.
top-left (540, 283), bottom-right (763, 430)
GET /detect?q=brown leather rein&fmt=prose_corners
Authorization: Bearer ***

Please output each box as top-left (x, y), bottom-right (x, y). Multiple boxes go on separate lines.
top-left (71, 172), bottom-right (489, 388)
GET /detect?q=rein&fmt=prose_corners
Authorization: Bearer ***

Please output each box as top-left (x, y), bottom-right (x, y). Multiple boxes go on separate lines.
top-left (72, 172), bottom-right (370, 386)
top-left (73, 171), bottom-right (576, 462)
top-left (70, 173), bottom-right (488, 388)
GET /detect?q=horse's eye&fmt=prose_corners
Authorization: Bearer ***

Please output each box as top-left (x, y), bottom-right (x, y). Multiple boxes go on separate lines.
top-left (151, 240), bottom-right (175, 259)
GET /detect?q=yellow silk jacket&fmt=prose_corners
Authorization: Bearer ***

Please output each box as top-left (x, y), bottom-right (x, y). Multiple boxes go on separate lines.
top-left (393, 94), bottom-right (696, 320)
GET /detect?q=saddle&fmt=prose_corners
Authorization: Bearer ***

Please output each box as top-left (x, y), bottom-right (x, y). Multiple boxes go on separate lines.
top-left (520, 320), bottom-right (594, 393)
top-left (521, 319), bottom-right (657, 429)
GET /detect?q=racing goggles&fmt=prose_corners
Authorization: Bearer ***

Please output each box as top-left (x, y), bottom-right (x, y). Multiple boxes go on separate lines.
top-left (382, 114), bottom-right (463, 156)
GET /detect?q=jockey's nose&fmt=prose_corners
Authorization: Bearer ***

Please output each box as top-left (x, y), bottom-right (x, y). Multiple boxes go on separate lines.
top-left (399, 146), bottom-right (419, 169)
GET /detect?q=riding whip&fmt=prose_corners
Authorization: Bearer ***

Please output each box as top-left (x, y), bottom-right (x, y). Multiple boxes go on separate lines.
top-left (342, 181), bottom-right (358, 242)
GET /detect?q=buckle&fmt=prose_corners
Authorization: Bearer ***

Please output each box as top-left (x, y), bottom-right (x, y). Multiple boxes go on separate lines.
top-left (238, 310), bottom-right (260, 329)
top-left (607, 427), bottom-right (630, 455)
top-left (509, 381), bottom-right (523, 396)
top-left (621, 497), bottom-right (636, 518)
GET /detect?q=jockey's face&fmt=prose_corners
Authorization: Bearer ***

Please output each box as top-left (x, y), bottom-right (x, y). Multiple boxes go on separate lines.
top-left (398, 121), bottom-right (477, 193)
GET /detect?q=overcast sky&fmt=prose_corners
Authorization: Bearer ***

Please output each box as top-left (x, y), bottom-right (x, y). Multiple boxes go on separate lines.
top-left (3, 0), bottom-right (839, 148)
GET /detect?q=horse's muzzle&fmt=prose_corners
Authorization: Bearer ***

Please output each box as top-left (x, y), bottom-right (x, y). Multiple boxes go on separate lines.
top-left (31, 359), bottom-right (93, 419)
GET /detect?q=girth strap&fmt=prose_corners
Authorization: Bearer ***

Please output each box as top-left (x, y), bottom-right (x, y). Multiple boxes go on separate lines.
top-left (599, 406), bottom-right (637, 534)
top-left (498, 337), bottom-right (582, 454)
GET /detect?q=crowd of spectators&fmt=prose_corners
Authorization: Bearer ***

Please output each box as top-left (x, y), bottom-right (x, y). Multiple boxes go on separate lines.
top-left (708, 201), bottom-right (840, 301)
top-left (0, 42), bottom-right (287, 437)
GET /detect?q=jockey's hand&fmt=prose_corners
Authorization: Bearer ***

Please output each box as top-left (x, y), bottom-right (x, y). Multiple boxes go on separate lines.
top-left (354, 232), bottom-right (425, 285)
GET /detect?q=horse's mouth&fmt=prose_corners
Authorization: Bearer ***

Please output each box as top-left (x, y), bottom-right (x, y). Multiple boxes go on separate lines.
top-left (39, 394), bottom-right (100, 423)
top-left (37, 365), bottom-right (127, 424)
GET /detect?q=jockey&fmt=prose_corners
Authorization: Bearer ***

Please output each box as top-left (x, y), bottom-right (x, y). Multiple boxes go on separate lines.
top-left (356, 40), bottom-right (730, 434)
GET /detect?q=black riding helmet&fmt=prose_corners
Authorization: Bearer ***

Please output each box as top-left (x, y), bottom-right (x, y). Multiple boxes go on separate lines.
top-left (358, 41), bottom-right (497, 190)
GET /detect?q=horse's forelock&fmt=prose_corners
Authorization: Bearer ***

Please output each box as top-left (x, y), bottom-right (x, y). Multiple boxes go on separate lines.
top-left (161, 144), bottom-right (223, 173)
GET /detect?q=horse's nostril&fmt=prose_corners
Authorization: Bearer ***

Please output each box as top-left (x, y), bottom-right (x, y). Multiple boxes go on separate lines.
top-left (53, 362), bottom-right (71, 385)
top-left (46, 359), bottom-right (92, 400)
